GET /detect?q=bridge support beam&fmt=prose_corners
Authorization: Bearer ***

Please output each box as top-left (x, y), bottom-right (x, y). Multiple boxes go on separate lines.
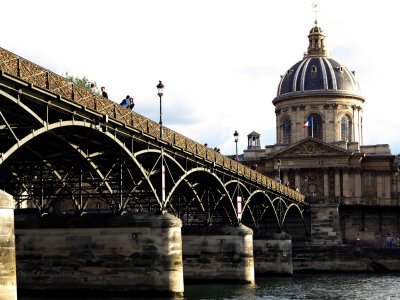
top-left (14, 213), bottom-right (183, 298)
top-left (182, 224), bottom-right (255, 284)
top-left (0, 190), bottom-right (17, 300)
top-left (253, 232), bottom-right (293, 275)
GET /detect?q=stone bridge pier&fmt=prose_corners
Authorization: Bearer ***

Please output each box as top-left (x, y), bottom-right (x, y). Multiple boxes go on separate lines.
top-left (14, 212), bottom-right (184, 298)
top-left (0, 190), bottom-right (17, 300)
top-left (182, 224), bottom-right (255, 284)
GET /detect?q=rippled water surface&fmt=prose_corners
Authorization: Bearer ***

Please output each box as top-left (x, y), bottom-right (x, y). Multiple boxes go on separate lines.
top-left (20, 273), bottom-right (400, 300)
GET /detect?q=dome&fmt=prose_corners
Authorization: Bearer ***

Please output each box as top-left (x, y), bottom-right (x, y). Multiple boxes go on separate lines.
top-left (276, 57), bottom-right (361, 96)
top-left (274, 21), bottom-right (363, 102)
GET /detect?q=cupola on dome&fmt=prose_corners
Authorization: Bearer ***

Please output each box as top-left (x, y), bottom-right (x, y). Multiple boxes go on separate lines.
top-left (274, 21), bottom-right (363, 102)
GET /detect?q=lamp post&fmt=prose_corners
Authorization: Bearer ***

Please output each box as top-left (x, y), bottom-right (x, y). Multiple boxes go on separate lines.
top-left (234, 130), bottom-right (239, 174)
top-left (157, 80), bottom-right (164, 139)
top-left (277, 159), bottom-right (282, 184)
top-left (233, 130), bottom-right (242, 222)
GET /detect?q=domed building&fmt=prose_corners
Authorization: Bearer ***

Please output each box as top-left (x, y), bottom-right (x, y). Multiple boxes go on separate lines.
top-left (274, 21), bottom-right (364, 145)
top-left (243, 21), bottom-right (399, 247)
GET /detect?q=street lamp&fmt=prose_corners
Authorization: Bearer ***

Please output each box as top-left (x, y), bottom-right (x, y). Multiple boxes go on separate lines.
top-left (277, 159), bottom-right (282, 183)
top-left (234, 130), bottom-right (239, 173)
top-left (233, 130), bottom-right (242, 223)
top-left (157, 80), bottom-right (164, 139)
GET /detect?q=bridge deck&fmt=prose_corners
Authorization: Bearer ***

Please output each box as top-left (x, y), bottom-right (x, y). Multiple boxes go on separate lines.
top-left (0, 47), bottom-right (304, 203)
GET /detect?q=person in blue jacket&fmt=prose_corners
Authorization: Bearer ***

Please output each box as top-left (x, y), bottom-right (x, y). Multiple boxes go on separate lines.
top-left (120, 95), bottom-right (130, 108)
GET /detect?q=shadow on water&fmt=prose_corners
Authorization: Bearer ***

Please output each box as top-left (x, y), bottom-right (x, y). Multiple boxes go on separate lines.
top-left (19, 273), bottom-right (400, 300)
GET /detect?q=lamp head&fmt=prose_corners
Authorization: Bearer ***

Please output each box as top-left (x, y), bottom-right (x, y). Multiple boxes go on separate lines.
top-left (157, 80), bottom-right (164, 96)
top-left (233, 130), bottom-right (239, 142)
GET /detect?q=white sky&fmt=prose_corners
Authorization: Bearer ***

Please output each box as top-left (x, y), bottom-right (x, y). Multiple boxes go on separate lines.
top-left (2, 0), bottom-right (400, 155)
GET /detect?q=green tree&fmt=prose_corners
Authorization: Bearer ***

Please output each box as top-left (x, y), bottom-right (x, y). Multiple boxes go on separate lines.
top-left (63, 72), bottom-right (100, 96)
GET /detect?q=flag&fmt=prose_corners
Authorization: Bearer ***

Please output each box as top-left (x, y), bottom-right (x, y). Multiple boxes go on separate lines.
top-left (303, 116), bottom-right (313, 128)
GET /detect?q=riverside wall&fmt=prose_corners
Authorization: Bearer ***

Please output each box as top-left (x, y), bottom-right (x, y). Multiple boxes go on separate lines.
top-left (14, 212), bottom-right (184, 298)
top-left (292, 204), bottom-right (400, 273)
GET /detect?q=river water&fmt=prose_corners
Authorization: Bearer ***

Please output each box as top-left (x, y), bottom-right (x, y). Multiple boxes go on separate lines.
top-left (20, 273), bottom-right (400, 300)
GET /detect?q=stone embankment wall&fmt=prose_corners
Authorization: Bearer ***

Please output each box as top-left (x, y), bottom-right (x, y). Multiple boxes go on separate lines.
top-left (340, 205), bottom-right (400, 247)
top-left (292, 204), bottom-right (400, 273)
top-left (293, 243), bottom-right (400, 272)
top-left (0, 190), bottom-right (17, 300)
top-left (14, 213), bottom-right (183, 298)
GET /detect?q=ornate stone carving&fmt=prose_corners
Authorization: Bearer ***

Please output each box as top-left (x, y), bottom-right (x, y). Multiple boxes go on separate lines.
top-left (304, 143), bottom-right (316, 154)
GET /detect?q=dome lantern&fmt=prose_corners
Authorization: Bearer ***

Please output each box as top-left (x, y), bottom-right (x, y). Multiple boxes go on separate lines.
top-left (305, 21), bottom-right (328, 58)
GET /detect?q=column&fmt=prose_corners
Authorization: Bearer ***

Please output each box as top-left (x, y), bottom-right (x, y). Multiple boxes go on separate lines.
top-left (295, 171), bottom-right (301, 192)
top-left (354, 171), bottom-right (362, 200)
top-left (0, 190), bottom-right (17, 300)
top-left (376, 173), bottom-right (383, 204)
top-left (384, 173), bottom-right (391, 203)
top-left (282, 171), bottom-right (289, 186)
top-left (334, 169), bottom-right (341, 197)
top-left (342, 170), bottom-right (349, 198)
top-left (323, 171), bottom-right (329, 197)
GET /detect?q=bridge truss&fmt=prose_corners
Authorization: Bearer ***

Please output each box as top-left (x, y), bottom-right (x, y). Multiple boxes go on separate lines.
top-left (0, 47), bottom-right (307, 233)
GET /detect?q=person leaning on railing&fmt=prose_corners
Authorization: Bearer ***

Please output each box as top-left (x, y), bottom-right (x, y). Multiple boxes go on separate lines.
top-left (120, 95), bottom-right (131, 108)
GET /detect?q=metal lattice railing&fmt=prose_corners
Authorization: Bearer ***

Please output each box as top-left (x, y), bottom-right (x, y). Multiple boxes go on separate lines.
top-left (0, 47), bottom-right (305, 202)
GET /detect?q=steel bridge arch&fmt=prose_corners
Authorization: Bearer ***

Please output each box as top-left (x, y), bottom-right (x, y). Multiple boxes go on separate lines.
top-left (165, 167), bottom-right (237, 223)
top-left (134, 149), bottom-right (229, 214)
top-left (1, 78), bottom-right (308, 230)
top-left (243, 189), bottom-right (279, 228)
top-left (241, 189), bottom-right (305, 230)
top-left (0, 89), bottom-right (46, 126)
top-left (0, 120), bottom-right (164, 211)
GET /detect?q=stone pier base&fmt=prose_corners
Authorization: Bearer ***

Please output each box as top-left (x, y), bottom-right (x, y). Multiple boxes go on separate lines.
top-left (182, 224), bottom-right (255, 284)
top-left (15, 212), bottom-right (183, 298)
top-left (253, 232), bottom-right (293, 275)
top-left (0, 190), bottom-right (17, 300)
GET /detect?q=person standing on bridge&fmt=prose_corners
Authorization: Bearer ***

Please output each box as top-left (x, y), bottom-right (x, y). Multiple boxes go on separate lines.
top-left (120, 95), bottom-right (131, 108)
top-left (90, 83), bottom-right (99, 95)
top-left (101, 86), bottom-right (108, 99)
top-left (129, 97), bottom-right (135, 109)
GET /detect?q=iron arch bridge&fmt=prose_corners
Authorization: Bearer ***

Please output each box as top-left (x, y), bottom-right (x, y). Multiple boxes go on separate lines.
top-left (0, 47), bottom-right (307, 233)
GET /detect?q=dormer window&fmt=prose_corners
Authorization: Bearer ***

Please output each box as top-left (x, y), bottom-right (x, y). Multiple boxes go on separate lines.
top-left (338, 66), bottom-right (343, 73)
top-left (311, 65), bottom-right (317, 73)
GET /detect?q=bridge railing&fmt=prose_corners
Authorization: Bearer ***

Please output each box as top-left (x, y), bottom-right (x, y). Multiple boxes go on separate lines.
top-left (0, 47), bottom-right (304, 203)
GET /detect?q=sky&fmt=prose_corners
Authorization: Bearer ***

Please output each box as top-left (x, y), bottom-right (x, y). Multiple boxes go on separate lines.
top-left (2, 0), bottom-right (400, 155)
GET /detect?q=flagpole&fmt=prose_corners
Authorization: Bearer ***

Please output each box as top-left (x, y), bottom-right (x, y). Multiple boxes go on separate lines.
top-left (311, 116), bottom-right (314, 138)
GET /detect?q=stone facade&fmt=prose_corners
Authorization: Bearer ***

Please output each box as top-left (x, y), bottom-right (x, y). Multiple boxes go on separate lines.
top-left (240, 21), bottom-right (400, 269)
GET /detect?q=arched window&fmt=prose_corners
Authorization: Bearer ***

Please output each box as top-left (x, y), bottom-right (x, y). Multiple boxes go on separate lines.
top-left (282, 117), bottom-right (291, 144)
top-left (341, 115), bottom-right (352, 142)
top-left (307, 113), bottom-right (323, 140)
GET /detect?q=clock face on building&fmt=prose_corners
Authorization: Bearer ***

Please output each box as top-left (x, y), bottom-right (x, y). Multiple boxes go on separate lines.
top-left (304, 143), bottom-right (316, 153)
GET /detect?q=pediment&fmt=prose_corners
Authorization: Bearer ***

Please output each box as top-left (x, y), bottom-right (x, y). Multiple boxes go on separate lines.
top-left (272, 137), bottom-right (351, 158)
